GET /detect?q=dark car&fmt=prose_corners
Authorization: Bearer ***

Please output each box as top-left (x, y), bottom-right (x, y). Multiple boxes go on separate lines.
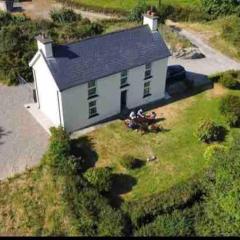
top-left (166, 65), bottom-right (186, 85)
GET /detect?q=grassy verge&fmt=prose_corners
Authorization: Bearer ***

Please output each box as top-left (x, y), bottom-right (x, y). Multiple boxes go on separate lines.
top-left (57, 0), bottom-right (200, 15)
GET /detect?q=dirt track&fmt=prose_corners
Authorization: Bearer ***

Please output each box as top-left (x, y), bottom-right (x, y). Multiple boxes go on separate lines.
top-left (17, 0), bottom-right (119, 21)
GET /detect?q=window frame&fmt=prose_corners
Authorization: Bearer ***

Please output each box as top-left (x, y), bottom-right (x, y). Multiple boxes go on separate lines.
top-left (144, 63), bottom-right (152, 80)
top-left (88, 80), bottom-right (97, 99)
top-left (143, 81), bottom-right (151, 98)
top-left (120, 70), bottom-right (128, 88)
top-left (89, 100), bottom-right (98, 118)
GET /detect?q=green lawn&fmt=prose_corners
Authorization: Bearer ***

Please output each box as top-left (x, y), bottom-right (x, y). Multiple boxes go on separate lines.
top-left (67, 0), bottom-right (200, 12)
top-left (77, 85), bottom-right (231, 201)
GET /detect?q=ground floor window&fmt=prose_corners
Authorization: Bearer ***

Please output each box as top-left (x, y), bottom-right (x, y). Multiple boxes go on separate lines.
top-left (89, 100), bottom-right (98, 118)
top-left (143, 81), bottom-right (151, 98)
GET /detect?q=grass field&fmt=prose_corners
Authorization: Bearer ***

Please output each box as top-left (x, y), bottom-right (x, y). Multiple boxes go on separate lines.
top-left (64, 0), bottom-right (200, 12)
top-left (77, 85), bottom-right (232, 201)
top-left (0, 84), bottom-right (239, 234)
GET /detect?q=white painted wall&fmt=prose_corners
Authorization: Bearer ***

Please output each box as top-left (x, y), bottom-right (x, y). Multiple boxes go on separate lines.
top-left (33, 54), bottom-right (62, 127)
top-left (37, 41), bottom-right (53, 58)
top-left (0, 2), bottom-right (7, 11)
top-left (61, 73), bottom-right (121, 132)
top-left (61, 57), bottom-right (168, 132)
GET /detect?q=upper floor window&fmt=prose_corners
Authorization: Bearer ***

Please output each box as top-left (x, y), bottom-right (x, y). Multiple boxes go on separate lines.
top-left (145, 63), bottom-right (152, 80)
top-left (88, 80), bottom-right (97, 98)
top-left (143, 81), bottom-right (151, 98)
top-left (121, 70), bottom-right (128, 87)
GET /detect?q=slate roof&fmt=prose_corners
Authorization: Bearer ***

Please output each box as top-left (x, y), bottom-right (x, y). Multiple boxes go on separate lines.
top-left (46, 25), bottom-right (171, 91)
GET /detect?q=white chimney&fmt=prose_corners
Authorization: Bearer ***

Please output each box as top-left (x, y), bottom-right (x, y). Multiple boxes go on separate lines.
top-left (143, 11), bottom-right (159, 32)
top-left (36, 34), bottom-right (53, 58)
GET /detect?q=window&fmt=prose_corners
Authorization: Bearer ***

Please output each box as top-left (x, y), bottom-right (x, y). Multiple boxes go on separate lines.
top-left (145, 63), bottom-right (152, 80)
top-left (89, 100), bottom-right (98, 118)
top-left (121, 70), bottom-right (128, 87)
top-left (143, 81), bottom-right (151, 98)
top-left (88, 80), bottom-right (97, 98)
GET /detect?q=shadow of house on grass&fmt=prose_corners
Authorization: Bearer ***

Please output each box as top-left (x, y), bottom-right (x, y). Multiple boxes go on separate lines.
top-left (119, 71), bottom-right (213, 121)
top-left (107, 173), bottom-right (137, 208)
top-left (70, 136), bottom-right (98, 171)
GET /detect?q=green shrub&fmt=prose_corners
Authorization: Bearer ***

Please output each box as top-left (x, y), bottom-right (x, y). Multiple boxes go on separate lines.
top-left (209, 70), bottom-right (240, 86)
top-left (220, 75), bottom-right (239, 89)
top-left (43, 127), bottom-right (81, 175)
top-left (128, 0), bottom-right (149, 22)
top-left (201, 0), bottom-right (240, 20)
top-left (98, 208), bottom-right (126, 236)
top-left (120, 155), bottom-right (139, 170)
top-left (196, 119), bottom-right (227, 143)
top-left (50, 8), bottom-right (81, 24)
top-left (64, 185), bottom-right (126, 236)
top-left (122, 176), bottom-right (204, 229)
top-left (84, 167), bottom-right (113, 193)
top-left (134, 206), bottom-right (198, 237)
top-left (204, 144), bottom-right (228, 162)
top-left (219, 70), bottom-right (240, 89)
top-left (220, 95), bottom-right (240, 127)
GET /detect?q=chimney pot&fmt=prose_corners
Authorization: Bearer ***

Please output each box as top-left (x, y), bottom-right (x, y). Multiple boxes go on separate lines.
top-left (143, 12), bottom-right (159, 32)
top-left (36, 35), bottom-right (53, 58)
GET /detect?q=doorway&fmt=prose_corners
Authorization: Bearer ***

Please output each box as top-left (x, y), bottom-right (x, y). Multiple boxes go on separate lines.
top-left (121, 90), bottom-right (127, 111)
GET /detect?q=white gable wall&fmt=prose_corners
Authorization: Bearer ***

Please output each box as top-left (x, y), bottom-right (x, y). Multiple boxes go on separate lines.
top-left (61, 58), bottom-right (168, 132)
top-left (33, 55), bottom-right (62, 127)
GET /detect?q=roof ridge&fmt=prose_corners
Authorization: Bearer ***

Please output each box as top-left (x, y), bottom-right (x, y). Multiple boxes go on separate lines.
top-left (58, 25), bottom-right (150, 47)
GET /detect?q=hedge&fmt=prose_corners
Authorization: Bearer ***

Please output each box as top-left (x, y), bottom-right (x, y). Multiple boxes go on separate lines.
top-left (122, 175), bottom-right (205, 230)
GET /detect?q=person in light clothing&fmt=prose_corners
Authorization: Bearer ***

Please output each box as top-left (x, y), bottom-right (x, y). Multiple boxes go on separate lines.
top-left (129, 111), bottom-right (136, 120)
top-left (137, 109), bottom-right (145, 118)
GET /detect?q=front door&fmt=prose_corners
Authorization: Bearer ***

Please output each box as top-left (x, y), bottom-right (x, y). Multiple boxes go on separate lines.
top-left (121, 90), bottom-right (127, 111)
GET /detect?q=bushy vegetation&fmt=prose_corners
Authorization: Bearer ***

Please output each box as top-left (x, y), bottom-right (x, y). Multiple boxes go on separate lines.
top-left (122, 176), bottom-right (204, 230)
top-left (219, 70), bottom-right (240, 89)
top-left (0, 9), bottom-right (103, 85)
top-left (209, 70), bottom-right (240, 85)
top-left (50, 8), bottom-right (81, 24)
top-left (220, 95), bottom-right (240, 127)
top-left (121, 133), bottom-right (240, 236)
top-left (201, 0), bottom-right (240, 20)
top-left (221, 15), bottom-right (240, 57)
top-left (196, 119), bottom-right (227, 143)
top-left (195, 135), bottom-right (240, 236)
top-left (84, 167), bottom-right (113, 193)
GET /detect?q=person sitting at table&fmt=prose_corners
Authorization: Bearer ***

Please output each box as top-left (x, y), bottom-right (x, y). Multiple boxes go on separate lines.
top-left (149, 111), bottom-right (157, 120)
top-left (129, 111), bottom-right (136, 120)
top-left (137, 109), bottom-right (145, 119)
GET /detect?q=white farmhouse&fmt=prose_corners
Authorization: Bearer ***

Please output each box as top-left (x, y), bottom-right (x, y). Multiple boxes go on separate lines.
top-left (29, 12), bottom-right (171, 133)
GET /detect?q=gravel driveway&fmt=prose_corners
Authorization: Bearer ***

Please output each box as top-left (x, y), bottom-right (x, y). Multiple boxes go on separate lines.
top-left (0, 85), bottom-right (49, 180)
top-left (169, 28), bottom-right (240, 75)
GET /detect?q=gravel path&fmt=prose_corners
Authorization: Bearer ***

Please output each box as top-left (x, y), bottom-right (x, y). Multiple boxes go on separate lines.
top-left (0, 85), bottom-right (49, 180)
top-left (168, 25), bottom-right (240, 75)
